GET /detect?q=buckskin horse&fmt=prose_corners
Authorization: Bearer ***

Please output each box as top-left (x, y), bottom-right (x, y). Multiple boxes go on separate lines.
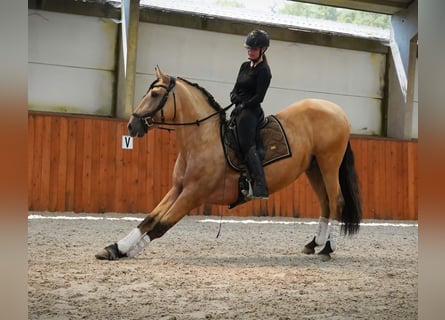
top-left (95, 66), bottom-right (361, 261)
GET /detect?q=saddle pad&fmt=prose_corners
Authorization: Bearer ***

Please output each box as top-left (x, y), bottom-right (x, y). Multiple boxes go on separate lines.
top-left (224, 115), bottom-right (292, 172)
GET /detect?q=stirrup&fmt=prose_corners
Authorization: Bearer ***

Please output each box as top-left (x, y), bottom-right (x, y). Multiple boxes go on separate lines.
top-left (242, 178), bottom-right (268, 200)
top-left (250, 193), bottom-right (269, 200)
top-left (241, 178), bottom-right (253, 198)
top-left (241, 178), bottom-right (268, 200)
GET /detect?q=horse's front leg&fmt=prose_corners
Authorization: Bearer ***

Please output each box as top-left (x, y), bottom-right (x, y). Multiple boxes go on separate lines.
top-left (96, 153), bottom-right (189, 261)
top-left (125, 188), bottom-right (201, 258)
top-left (94, 185), bottom-right (182, 260)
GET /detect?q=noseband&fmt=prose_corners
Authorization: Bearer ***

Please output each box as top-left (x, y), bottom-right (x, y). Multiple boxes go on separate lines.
top-left (131, 76), bottom-right (177, 128)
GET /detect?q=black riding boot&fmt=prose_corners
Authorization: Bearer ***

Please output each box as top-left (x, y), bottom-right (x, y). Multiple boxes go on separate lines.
top-left (245, 146), bottom-right (269, 199)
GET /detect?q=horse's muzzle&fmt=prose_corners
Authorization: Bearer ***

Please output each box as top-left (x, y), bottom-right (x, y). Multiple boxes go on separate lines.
top-left (128, 118), bottom-right (148, 137)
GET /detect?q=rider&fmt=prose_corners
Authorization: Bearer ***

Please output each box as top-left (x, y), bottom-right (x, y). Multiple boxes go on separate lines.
top-left (230, 29), bottom-right (272, 199)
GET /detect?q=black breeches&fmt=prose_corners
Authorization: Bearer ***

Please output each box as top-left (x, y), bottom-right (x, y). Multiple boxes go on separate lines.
top-left (235, 106), bottom-right (264, 159)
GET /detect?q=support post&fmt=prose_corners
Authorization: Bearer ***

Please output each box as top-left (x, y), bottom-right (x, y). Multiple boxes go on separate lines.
top-left (386, 0), bottom-right (417, 139)
top-left (116, 0), bottom-right (140, 118)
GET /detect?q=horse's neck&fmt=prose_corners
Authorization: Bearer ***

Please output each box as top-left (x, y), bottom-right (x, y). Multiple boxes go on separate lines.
top-left (174, 84), bottom-right (222, 151)
top-left (176, 83), bottom-right (215, 120)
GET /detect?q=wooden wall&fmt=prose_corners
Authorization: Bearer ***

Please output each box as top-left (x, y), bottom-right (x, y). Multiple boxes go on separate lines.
top-left (28, 112), bottom-right (417, 220)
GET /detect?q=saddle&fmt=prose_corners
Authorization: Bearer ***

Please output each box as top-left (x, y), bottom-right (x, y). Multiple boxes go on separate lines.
top-left (221, 114), bottom-right (292, 172)
top-left (221, 115), bottom-right (292, 208)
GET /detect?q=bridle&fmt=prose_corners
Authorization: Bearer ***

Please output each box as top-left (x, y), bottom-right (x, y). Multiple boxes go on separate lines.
top-left (132, 76), bottom-right (233, 129)
top-left (131, 76), bottom-right (177, 128)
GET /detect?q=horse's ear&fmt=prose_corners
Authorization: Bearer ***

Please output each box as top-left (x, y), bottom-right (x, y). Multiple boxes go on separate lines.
top-left (155, 65), bottom-right (160, 77)
top-left (155, 65), bottom-right (169, 83)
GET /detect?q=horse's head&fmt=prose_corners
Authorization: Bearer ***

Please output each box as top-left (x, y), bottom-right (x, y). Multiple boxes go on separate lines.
top-left (128, 66), bottom-right (176, 137)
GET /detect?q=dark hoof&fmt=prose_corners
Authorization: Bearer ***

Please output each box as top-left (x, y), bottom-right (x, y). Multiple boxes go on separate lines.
top-left (95, 243), bottom-right (127, 261)
top-left (302, 237), bottom-right (317, 254)
top-left (318, 241), bottom-right (333, 261)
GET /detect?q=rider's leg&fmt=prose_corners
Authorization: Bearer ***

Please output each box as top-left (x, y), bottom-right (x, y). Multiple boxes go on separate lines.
top-left (245, 146), bottom-right (268, 198)
top-left (236, 107), bottom-right (268, 199)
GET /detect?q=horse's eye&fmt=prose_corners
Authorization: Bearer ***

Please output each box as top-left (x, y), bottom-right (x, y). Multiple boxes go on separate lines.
top-left (151, 91), bottom-right (159, 98)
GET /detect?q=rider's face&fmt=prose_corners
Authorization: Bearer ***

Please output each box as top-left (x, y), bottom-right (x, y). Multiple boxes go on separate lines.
top-left (246, 47), bottom-right (261, 60)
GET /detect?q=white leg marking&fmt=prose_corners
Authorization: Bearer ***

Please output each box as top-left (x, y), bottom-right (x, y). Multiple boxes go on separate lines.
top-left (328, 220), bottom-right (340, 252)
top-left (127, 234), bottom-right (151, 258)
top-left (315, 216), bottom-right (329, 246)
top-left (117, 228), bottom-right (142, 254)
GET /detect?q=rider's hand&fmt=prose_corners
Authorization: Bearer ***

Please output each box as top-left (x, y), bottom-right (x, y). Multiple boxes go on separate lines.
top-left (230, 92), bottom-right (241, 104)
top-left (231, 103), bottom-right (244, 118)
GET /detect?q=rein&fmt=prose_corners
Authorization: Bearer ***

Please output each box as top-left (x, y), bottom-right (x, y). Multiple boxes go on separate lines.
top-left (132, 76), bottom-right (233, 129)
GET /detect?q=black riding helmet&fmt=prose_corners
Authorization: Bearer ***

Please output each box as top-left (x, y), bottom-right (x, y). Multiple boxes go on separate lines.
top-left (244, 29), bottom-right (270, 49)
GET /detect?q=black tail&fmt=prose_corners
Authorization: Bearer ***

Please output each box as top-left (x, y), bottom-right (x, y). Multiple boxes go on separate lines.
top-left (339, 141), bottom-right (362, 235)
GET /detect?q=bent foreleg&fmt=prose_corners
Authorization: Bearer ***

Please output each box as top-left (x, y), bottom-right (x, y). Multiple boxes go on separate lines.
top-left (127, 189), bottom-right (201, 256)
top-left (95, 186), bottom-right (181, 260)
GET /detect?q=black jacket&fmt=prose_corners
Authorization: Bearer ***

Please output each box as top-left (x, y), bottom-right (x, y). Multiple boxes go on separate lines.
top-left (230, 60), bottom-right (272, 109)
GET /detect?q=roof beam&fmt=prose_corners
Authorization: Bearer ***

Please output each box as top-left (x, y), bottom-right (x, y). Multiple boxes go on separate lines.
top-left (138, 6), bottom-right (388, 54)
top-left (28, 0), bottom-right (388, 54)
top-left (289, 0), bottom-right (413, 15)
top-left (28, 0), bottom-right (120, 19)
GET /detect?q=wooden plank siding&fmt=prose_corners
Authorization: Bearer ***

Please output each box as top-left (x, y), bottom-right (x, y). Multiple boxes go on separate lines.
top-left (28, 112), bottom-right (418, 220)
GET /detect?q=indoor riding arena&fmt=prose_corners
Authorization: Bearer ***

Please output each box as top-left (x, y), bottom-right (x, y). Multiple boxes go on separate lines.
top-left (28, 0), bottom-right (418, 319)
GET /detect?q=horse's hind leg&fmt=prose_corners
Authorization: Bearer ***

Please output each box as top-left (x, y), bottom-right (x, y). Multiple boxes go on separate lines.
top-left (302, 158), bottom-right (330, 254)
top-left (315, 155), bottom-right (345, 260)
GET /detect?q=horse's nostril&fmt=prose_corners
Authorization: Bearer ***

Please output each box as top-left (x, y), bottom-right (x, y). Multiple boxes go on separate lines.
top-left (128, 123), bottom-right (132, 131)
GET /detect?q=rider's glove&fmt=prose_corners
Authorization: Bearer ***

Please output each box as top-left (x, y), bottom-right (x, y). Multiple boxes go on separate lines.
top-left (231, 103), bottom-right (244, 118)
top-left (230, 92), bottom-right (242, 104)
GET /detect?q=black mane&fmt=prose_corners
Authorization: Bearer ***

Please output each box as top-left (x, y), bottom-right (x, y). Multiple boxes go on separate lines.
top-left (177, 77), bottom-right (226, 124)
